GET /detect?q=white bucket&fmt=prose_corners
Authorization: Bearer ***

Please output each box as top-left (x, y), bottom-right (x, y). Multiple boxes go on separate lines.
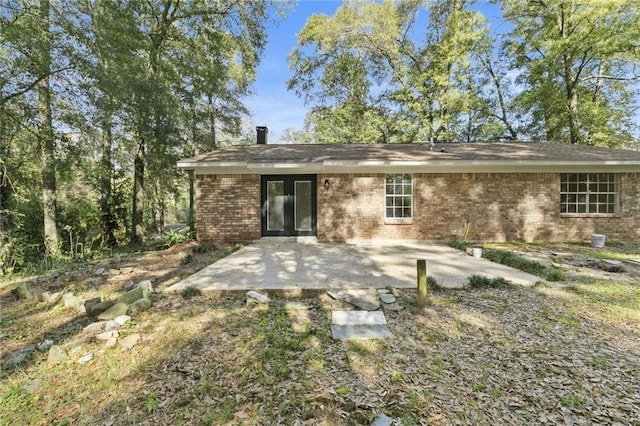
top-left (472, 247), bottom-right (483, 258)
top-left (590, 234), bottom-right (606, 248)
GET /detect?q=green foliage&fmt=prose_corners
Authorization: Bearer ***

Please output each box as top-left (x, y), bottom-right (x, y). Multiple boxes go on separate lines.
top-left (180, 286), bottom-right (201, 299)
top-left (545, 269), bottom-right (566, 282)
top-left (0, 0), bottom-right (287, 264)
top-left (144, 392), bottom-right (161, 413)
top-left (162, 230), bottom-right (194, 249)
top-left (501, 0), bottom-right (640, 146)
top-left (192, 243), bottom-right (216, 254)
top-left (482, 248), bottom-right (566, 281)
top-left (467, 275), bottom-right (511, 289)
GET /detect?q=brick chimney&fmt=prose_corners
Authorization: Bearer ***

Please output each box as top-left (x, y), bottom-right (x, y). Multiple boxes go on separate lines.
top-left (256, 126), bottom-right (268, 144)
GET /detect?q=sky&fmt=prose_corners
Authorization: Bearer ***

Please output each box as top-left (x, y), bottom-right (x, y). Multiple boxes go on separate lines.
top-left (248, 1), bottom-right (342, 143)
top-left (247, 0), bottom-right (507, 144)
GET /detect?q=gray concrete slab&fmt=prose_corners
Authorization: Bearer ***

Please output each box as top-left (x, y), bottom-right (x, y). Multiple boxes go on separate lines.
top-left (332, 311), bottom-right (387, 326)
top-left (166, 239), bottom-right (541, 293)
top-left (331, 325), bottom-right (393, 340)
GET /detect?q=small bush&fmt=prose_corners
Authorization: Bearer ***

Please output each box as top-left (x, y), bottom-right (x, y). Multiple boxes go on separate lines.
top-left (162, 229), bottom-right (193, 249)
top-left (427, 276), bottom-right (441, 289)
top-left (180, 254), bottom-right (194, 266)
top-left (468, 275), bottom-right (511, 288)
top-left (192, 243), bottom-right (216, 254)
top-left (545, 269), bottom-right (566, 282)
top-left (181, 285), bottom-right (201, 299)
top-left (482, 248), bottom-right (548, 277)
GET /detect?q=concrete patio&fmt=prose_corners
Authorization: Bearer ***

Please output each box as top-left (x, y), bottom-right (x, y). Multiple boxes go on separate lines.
top-left (166, 239), bottom-right (540, 293)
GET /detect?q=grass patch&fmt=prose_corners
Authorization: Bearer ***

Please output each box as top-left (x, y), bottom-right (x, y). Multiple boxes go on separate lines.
top-left (453, 243), bottom-right (567, 281)
top-left (468, 275), bottom-right (511, 288)
top-left (180, 285), bottom-right (201, 299)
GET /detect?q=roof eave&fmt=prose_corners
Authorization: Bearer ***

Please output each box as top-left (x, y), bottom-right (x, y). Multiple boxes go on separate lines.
top-left (178, 160), bottom-right (640, 174)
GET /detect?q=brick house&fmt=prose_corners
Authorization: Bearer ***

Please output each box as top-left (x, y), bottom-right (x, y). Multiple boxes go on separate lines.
top-left (177, 140), bottom-right (640, 243)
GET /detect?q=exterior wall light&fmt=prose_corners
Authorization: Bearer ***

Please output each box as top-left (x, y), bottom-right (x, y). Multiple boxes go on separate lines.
top-left (324, 179), bottom-right (329, 190)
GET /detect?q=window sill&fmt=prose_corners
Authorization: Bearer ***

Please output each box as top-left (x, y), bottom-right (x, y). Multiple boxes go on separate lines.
top-left (560, 213), bottom-right (621, 218)
top-left (384, 218), bottom-right (414, 225)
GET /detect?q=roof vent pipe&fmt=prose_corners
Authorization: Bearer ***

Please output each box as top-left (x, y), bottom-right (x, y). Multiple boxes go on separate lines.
top-left (256, 126), bottom-right (268, 145)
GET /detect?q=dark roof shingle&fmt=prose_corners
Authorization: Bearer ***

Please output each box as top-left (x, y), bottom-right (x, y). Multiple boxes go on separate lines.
top-left (179, 142), bottom-right (640, 164)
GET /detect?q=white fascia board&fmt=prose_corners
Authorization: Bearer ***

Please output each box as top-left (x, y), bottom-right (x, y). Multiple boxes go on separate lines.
top-left (176, 161), bottom-right (247, 170)
top-left (246, 162), bottom-right (323, 173)
top-left (321, 160), bottom-right (640, 173)
top-left (180, 159), bottom-right (640, 174)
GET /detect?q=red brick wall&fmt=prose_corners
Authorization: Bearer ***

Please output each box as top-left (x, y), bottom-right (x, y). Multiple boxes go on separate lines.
top-left (317, 172), bottom-right (640, 242)
top-left (196, 172), bottom-right (640, 242)
top-left (195, 174), bottom-right (261, 241)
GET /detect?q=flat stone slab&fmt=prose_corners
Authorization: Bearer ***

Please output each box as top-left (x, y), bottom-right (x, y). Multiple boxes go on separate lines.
top-left (379, 293), bottom-right (396, 304)
top-left (331, 325), bottom-right (393, 340)
top-left (331, 311), bottom-right (393, 340)
top-left (332, 310), bottom-right (387, 326)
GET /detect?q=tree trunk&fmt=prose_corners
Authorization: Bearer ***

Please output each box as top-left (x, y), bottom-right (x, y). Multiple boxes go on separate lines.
top-left (188, 170), bottom-right (195, 235)
top-left (484, 58), bottom-right (518, 140)
top-left (207, 94), bottom-right (217, 151)
top-left (0, 93), bottom-right (12, 234)
top-left (564, 57), bottom-right (580, 144)
top-left (131, 137), bottom-right (145, 246)
top-left (38, 0), bottom-right (59, 255)
top-left (99, 116), bottom-right (117, 246)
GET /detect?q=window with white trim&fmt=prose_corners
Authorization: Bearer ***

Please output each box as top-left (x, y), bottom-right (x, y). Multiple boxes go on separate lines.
top-left (560, 173), bottom-right (618, 214)
top-left (385, 174), bottom-right (412, 219)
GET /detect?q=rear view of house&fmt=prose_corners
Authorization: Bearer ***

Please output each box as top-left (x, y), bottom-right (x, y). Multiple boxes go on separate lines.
top-left (178, 133), bottom-right (640, 243)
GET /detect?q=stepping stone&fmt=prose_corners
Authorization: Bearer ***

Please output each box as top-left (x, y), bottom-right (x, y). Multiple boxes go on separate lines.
top-left (333, 311), bottom-right (387, 326)
top-left (331, 325), bottom-right (393, 340)
top-left (331, 311), bottom-right (393, 340)
top-left (379, 293), bottom-right (396, 304)
top-left (382, 302), bottom-right (404, 311)
top-left (373, 413), bottom-right (395, 426)
top-left (376, 288), bottom-right (391, 294)
top-left (343, 296), bottom-right (380, 311)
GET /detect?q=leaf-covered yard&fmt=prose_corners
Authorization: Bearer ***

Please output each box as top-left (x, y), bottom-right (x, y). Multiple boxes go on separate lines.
top-left (1, 243), bottom-right (639, 425)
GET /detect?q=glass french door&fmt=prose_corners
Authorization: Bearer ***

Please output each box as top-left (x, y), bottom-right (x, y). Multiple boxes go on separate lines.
top-left (261, 175), bottom-right (317, 236)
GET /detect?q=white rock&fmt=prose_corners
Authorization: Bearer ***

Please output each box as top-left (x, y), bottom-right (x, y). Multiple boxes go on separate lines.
top-left (95, 268), bottom-right (106, 276)
top-left (83, 322), bottom-right (106, 333)
top-left (96, 330), bottom-right (119, 341)
top-left (135, 280), bottom-right (154, 292)
top-left (37, 339), bottom-right (54, 352)
top-left (105, 320), bottom-right (118, 332)
top-left (105, 337), bottom-right (118, 348)
top-left (114, 315), bottom-right (131, 326)
top-left (77, 353), bottom-right (93, 365)
top-left (246, 291), bottom-right (270, 305)
top-left (119, 333), bottom-right (141, 350)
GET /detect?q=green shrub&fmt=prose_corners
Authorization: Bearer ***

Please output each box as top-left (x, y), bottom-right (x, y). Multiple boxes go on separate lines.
top-left (192, 243), bottom-right (216, 254)
top-left (482, 248), bottom-right (548, 277)
top-left (180, 254), bottom-right (194, 266)
top-left (545, 269), bottom-right (566, 282)
top-left (181, 285), bottom-right (201, 299)
top-left (468, 275), bottom-right (512, 288)
top-left (162, 229), bottom-right (194, 249)
top-left (427, 276), bottom-right (441, 289)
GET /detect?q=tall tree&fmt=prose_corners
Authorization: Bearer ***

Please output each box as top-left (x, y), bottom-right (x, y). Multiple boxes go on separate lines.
top-left (37, 0), bottom-right (59, 254)
top-left (288, 0), bottom-right (491, 143)
top-left (502, 0), bottom-right (640, 146)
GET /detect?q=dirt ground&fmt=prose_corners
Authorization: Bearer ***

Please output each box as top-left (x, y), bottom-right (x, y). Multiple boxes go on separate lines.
top-left (1, 241), bottom-right (639, 425)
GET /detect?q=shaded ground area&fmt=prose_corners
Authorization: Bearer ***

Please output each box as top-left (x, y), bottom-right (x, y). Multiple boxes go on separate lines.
top-left (1, 241), bottom-right (639, 425)
top-left (167, 239), bottom-right (539, 293)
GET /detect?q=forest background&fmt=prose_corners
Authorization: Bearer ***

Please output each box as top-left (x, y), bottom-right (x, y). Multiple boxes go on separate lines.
top-left (1, 0), bottom-right (639, 272)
